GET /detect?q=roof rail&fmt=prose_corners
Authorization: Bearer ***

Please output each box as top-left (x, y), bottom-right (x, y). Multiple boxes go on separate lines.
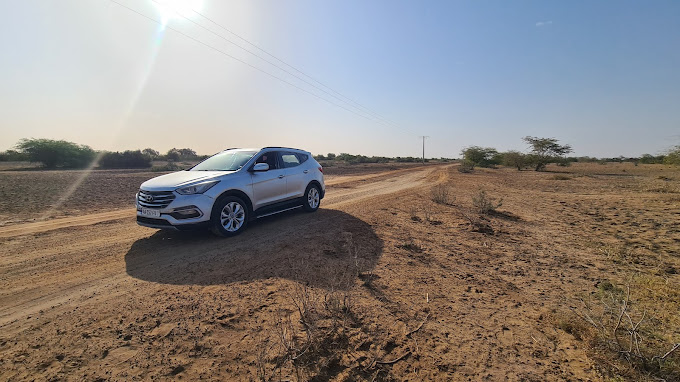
top-left (261, 146), bottom-right (305, 151)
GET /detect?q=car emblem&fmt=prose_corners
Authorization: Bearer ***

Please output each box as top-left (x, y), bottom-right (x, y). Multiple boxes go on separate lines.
top-left (143, 194), bottom-right (154, 202)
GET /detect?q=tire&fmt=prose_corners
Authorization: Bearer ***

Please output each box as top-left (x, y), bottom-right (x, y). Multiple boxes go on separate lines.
top-left (303, 183), bottom-right (321, 212)
top-left (210, 196), bottom-right (249, 237)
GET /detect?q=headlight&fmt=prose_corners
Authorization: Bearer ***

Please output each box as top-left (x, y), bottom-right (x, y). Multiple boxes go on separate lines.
top-left (176, 180), bottom-right (219, 195)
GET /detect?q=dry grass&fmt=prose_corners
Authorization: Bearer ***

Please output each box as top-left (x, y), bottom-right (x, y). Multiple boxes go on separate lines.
top-left (430, 184), bottom-right (453, 205)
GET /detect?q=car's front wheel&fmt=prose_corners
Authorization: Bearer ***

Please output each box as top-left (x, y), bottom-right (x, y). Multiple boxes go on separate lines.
top-left (303, 183), bottom-right (321, 212)
top-left (211, 196), bottom-right (248, 237)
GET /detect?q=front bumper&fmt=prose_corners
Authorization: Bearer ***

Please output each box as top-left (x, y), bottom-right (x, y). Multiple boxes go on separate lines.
top-left (135, 192), bottom-right (214, 229)
top-left (136, 216), bottom-right (211, 230)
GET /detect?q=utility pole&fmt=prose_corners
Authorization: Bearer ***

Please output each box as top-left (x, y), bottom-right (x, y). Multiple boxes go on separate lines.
top-left (419, 136), bottom-right (429, 164)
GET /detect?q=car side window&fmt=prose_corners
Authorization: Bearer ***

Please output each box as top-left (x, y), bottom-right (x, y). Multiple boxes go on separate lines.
top-left (281, 152), bottom-right (301, 168)
top-left (296, 153), bottom-right (308, 164)
top-left (254, 152), bottom-right (279, 170)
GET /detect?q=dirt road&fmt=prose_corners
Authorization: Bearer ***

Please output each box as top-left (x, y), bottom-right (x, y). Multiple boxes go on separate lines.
top-left (0, 166), bottom-right (436, 380)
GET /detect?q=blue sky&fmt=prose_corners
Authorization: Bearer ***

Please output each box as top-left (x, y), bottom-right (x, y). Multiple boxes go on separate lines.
top-left (1, 0), bottom-right (678, 158)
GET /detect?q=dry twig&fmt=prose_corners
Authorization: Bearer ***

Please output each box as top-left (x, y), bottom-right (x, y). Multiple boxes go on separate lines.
top-left (375, 351), bottom-right (412, 365)
top-left (406, 313), bottom-right (430, 337)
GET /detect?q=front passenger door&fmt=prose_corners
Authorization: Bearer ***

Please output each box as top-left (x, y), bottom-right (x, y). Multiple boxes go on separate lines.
top-left (250, 151), bottom-right (286, 210)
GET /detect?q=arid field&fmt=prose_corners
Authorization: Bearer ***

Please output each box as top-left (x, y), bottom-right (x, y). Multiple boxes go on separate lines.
top-left (0, 162), bottom-right (678, 381)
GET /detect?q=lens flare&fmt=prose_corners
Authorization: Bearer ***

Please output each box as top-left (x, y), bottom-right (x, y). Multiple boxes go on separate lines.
top-left (40, 2), bottom-right (198, 220)
top-left (152, 0), bottom-right (204, 27)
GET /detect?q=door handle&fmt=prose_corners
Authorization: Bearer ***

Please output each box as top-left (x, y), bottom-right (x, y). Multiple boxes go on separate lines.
top-left (278, 175), bottom-right (285, 179)
top-left (303, 170), bottom-right (309, 174)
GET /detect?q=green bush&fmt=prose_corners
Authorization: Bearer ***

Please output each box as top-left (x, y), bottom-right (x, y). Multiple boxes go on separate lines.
top-left (99, 150), bottom-right (152, 169)
top-left (664, 146), bottom-right (680, 166)
top-left (501, 151), bottom-right (527, 170)
top-left (0, 150), bottom-right (29, 161)
top-left (639, 154), bottom-right (665, 164)
top-left (461, 146), bottom-right (499, 168)
top-left (152, 162), bottom-right (183, 172)
top-left (15, 138), bottom-right (95, 168)
top-left (458, 159), bottom-right (475, 173)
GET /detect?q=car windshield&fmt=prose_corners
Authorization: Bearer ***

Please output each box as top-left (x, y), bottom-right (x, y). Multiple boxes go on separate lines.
top-left (190, 150), bottom-right (257, 171)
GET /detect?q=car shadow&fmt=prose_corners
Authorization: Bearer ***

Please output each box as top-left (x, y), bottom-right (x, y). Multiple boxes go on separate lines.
top-left (124, 209), bottom-right (383, 290)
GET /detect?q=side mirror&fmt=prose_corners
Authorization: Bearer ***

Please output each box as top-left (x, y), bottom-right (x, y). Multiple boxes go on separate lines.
top-left (252, 163), bottom-right (269, 172)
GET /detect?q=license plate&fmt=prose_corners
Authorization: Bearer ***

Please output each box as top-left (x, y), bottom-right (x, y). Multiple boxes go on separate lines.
top-left (140, 207), bottom-right (160, 218)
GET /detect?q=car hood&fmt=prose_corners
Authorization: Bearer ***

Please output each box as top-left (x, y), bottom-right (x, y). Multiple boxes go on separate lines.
top-left (140, 170), bottom-right (234, 191)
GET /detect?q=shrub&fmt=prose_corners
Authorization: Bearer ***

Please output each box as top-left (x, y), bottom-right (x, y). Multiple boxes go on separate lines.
top-left (152, 162), bottom-right (183, 172)
top-left (14, 138), bottom-right (95, 168)
top-left (551, 175), bottom-right (571, 180)
top-left (0, 150), bottom-right (29, 161)
top-left (99, 150), bottom-right (152, 169)
top-left (461, 146), bottom-right (499, 168)
top-left (431, 184), bottom-right (453, 205)
top-left (472, 189), bottom-right (503, 214)
top-left (639, 154), bottom-right (665, 164)
top-left (502, 150), bottom-right (527, 170)
top-left (574, 281), bottom-right (680, 380)
top-left (395, 156), bottom-right (418, 163)
top-left (458, 159), bottom-right (475, 173)
top-left (664, 146), bottom-right (680, 166)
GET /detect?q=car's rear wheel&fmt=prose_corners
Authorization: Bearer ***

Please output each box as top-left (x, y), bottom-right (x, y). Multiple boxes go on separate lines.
top-left (211, 196), bottom-right (248, 237)
top-left (303, 184), bottom-right (321, 212)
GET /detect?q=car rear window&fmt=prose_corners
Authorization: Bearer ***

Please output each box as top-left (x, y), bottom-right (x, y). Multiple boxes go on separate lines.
top-left (297, 153), bottom-right (309, 163)
top-left (281, 153), bottom-right (301, 168)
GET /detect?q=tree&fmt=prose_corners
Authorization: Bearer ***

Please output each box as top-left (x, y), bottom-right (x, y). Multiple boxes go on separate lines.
top-left (14, 138), bottom-right (95, 168)
top-left (523, 136), bottom-right (573, 171)
top-left (326, 153), bottom-right (336, 160)
top-left (502, 151), bottom-right (527, 170)
top-left (166, 148), bottom-right (181, 162)
top-left (461, 146), bottom-right (499, 168)
top-left (178, 148), bottom-right (197, 159)
top-left (142, 148), bottom-right (160, 159)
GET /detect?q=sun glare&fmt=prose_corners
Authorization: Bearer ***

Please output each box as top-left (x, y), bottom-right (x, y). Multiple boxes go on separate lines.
top-left (153, 0), bottom-right (204, 26)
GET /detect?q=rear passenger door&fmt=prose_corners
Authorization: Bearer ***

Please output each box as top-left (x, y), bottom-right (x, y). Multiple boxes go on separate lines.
top-left (280, 152), bottom-right (308, 199)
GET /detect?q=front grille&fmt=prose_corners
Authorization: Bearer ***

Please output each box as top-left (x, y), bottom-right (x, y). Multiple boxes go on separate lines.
top-left (137, 190), bottom-right (175, 209)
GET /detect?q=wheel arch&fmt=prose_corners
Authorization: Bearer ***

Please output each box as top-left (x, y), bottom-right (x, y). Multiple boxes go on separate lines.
top-left (214, 189), bottom-right (254, 215)
top-left (306, 180), bottom-right (324, 199)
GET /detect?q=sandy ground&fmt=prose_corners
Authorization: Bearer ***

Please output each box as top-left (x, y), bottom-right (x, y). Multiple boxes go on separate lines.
top-left (0, 163), bottom-right (678, 381)
top-left (0, 163), bottom-right (428, 227)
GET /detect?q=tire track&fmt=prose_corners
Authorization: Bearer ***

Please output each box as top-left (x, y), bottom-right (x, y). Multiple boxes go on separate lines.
top-left (0, 166), bottom-right (442, 331)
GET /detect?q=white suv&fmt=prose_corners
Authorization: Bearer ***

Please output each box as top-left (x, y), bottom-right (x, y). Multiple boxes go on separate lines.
top-left (136, 147), bottom-right (325, 236)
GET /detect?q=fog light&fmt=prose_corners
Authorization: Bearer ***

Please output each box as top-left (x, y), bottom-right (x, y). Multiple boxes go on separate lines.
top-left (170, 206), bottom-right (202, 219)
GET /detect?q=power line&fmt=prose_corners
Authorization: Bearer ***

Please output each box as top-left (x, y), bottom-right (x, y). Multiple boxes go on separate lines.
top-left (107, 0), bottom-right (397, 129)
top-left (152, 0), bottom-right (404, 131)
top-left (185, 6), bottom-right (404, 129)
